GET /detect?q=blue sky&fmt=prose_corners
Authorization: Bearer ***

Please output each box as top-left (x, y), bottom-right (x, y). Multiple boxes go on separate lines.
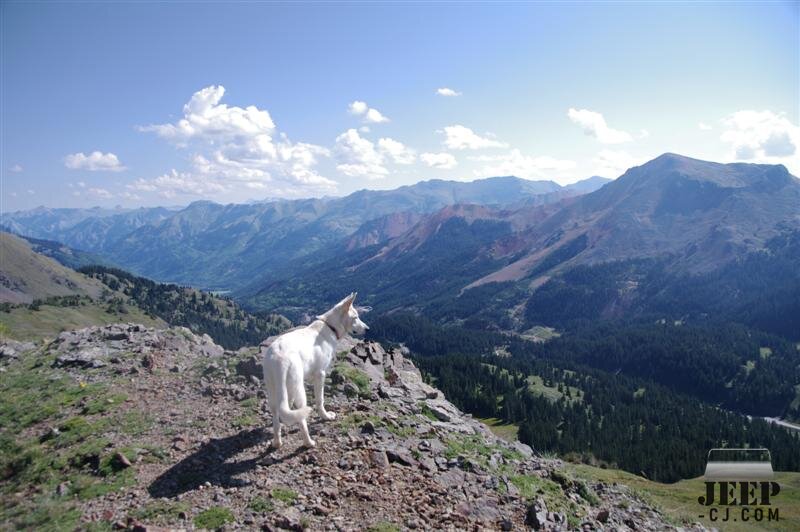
top-left (2, 1), bottom-right (798, 210)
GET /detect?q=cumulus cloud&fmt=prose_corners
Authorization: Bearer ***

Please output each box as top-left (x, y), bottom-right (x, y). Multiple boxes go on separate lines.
top-left (720, 110), bottom-right (799, 162)
top-left (88, 187), bottom-right (113, 199)
top-left (592, 149), bottom-right (641, 177)
top-left (10, 164), bottom-right (23, 173)
top-left (128, 169), bottom-right (227, 199)
top-left (698, 122), bottom-right (713, 131)
top-left (436, 87), bottom-right (462, 97)
top-left (377, 138), bottom-right (416, 165)
top-left (567, 108), bottom-right (633, 144)
top-left (348, 100), bottom-right (389, 124)
top-left (441, 125), bottom-right (507, 150)
top-left (471, 150), bottom-right (576, 180)
top-left (137, 85), bottom-right (334, 198)
top-left (64, 151), bottom-right (126, 172)
top-left (334, 129), bottom-right (388, 179)
top-left (420, 152), bottom-right (458, 169)
top-left (334, 130), bottom-right (419, 178)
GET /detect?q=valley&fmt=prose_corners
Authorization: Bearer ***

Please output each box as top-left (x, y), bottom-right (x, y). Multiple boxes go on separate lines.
top-left (3, 153), bottom-right (800, 529)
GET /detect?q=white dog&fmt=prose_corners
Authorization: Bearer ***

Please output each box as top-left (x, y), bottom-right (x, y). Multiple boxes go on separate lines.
top-left (261, 292), bottom-right (368, 448)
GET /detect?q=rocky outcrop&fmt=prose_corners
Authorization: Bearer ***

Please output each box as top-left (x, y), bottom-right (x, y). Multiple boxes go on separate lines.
top-left (0, 338), bottom-right (36, 361)
top-left (49, 323), bottom-right (224, 376)
top-left (1, 326), bottom-right (703, 531)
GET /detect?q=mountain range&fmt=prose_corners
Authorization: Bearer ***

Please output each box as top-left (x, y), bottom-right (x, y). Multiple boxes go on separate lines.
top-left (240, 154), bottom-right (800, 334)
top-left (4, 153), bottom-right (799, 337)
top-left (1, 175), bottom-right (609, 290)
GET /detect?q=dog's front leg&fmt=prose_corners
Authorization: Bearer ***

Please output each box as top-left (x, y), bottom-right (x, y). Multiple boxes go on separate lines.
top-left (314, 371), bottom-right (336, 421)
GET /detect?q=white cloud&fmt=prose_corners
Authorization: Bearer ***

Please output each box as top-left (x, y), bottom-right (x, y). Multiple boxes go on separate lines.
top-left (64, 151), bottom-right (126, 172)
top-left (27, 189), bottom-right (35, 195)
top-left (128, 169), bottom-right (227, 199)
top-left (436, 87), bottom-right (462, 97)
top-left (334, 129), bottom-right (388, 179)
top-left (10, 164), bottom-right (23, 173)
top-left (348, 101), bottom-right (368, 115)
top-left (567, 108), bottom-right (633, 144)
top-left (377, 138), bottom-right (416, 165)
top-left (365, 108), bottom-right (389, 124)
top-left (720, 110), bottom-right (799, 164)
top-left (592, 149), bottom-right (642, 177)
top-left (420, 152), bottom-right (458, 169)
top-left (348, 100), bottom-right (389, 124)
top-left (120, 191), bottom-right (142, 201)
top-left (698, 122), bottom-right (713, 131)
top-left (471, 149), bottom-right (576, 180)
top-left (441, 125), bottom-right (507, 150)
top-left (138, 85), bottom-right (334, 197)
top-left (334, 130), bottom-right (418, 178)
top-left (88, 187), bottom-right (113, 199)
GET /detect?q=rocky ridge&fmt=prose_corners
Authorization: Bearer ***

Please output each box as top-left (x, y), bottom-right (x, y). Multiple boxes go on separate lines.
top-left (0, 324), bottom-right (702, 531)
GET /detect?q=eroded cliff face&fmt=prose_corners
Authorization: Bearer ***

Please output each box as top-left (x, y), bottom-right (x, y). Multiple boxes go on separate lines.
top-left (1, 325), bottom-right (699, 531)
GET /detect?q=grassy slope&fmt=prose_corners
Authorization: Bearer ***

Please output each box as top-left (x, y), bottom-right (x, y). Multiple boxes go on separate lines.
top-left (0, 232), bottom-right (105, 304)
top-left (478, 417), bottom-right (520, 442)
top-left (568, 463), bottom-right (800, 531)
top-left (0, 301), bottom-right (164, 341)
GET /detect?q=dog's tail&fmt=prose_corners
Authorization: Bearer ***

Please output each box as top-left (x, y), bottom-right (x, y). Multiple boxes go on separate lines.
top-left (274, 365), bottom-right (312, 425)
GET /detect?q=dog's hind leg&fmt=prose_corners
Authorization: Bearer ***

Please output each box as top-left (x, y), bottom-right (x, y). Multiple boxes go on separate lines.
top-left (314, 370), bottom-right (335, 421)
top-left (271, 407), bottom-right (282, 449)
top-left (265, 385), bottom-right (282, 449)
top-left (288, 378), bottom-right (315, 448)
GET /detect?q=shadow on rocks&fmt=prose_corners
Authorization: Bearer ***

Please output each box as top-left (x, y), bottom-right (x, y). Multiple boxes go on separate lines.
top-left (148, 428), bottom-right (305, 498)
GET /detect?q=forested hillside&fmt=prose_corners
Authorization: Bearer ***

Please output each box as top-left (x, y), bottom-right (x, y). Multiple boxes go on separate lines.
top-left (78, 266), bottom-right (289, 349)
top-left (367, 314), bottom-right (800, 483)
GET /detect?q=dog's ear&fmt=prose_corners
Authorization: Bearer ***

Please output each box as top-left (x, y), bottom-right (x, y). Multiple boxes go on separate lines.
top-left (339, 292), bottom-right (356, 312)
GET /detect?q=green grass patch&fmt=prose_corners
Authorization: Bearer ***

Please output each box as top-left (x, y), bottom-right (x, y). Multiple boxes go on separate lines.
top-left (271, 487), bottom-right (297, 504)
top-left (368, 522), bottom-right (401, 532)
top-left (194, 506), bottom-right (234, 529)
top-left (132, 500), bottom-right (190, 524)
top-left (521, 325), bottom-right (561, 342)
top-left (478, 417), bottom-right (520, 442)
top-left (419, 403), bottom-right (438, 422)
top-left (248, 496), bottom-right (274, 513)
top-left (333, 363), bottom-right (371, 396)
top-left (337, 412), bottom-right (384, 433)
top-left (116, 410), bottom-right (152, 436)
top-left (239, 396), bottom-right (260, 410)
top-left (526, 375), bottom-right (582, 404)
top-left (386, 421), bottom-right (416, 438)
top-left (82, 392), bottom-right (127, 415)
top-left (444, 434), bottom-right (523, 464)
top-left (232, 414), bottom-right (259, 428)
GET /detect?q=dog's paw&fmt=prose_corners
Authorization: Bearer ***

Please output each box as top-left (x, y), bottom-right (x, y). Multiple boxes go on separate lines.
top-left (270, 439), bottom-right (282, 450)
top-left (320, 410), bottom-right (336, 421)
top-left (304, 439), bottom-right (317, 448)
